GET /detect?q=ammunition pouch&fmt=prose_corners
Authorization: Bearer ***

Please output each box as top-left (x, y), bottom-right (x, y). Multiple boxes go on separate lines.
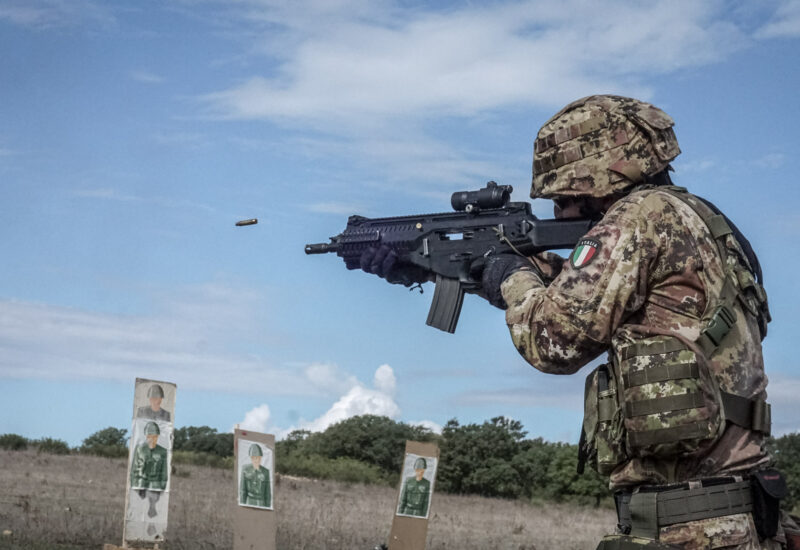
top-left (750, 469), bottom-right (788, 540)
top-left (617, 335), bottom-right (720, 458)
top-left (579, 363), bottom-right (627, 475)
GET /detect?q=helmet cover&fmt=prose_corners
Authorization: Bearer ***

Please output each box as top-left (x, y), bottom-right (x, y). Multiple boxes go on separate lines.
top-left (531, 95), bottom-right (680, 199)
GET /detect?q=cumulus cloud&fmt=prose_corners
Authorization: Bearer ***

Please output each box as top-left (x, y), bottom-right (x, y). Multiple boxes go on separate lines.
top-left (240, 404), bottom-right (271, 432)
top-left (373, 363), bottom-right (396, 395)
top-left (301, 364), bottom-right (401, 432)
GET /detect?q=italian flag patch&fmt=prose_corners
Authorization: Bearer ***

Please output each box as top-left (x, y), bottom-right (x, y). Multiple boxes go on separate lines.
top-left (570, 238), bottom-right (600, 269)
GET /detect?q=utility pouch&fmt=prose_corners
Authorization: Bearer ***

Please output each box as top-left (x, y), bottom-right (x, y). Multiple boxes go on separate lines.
top-left (579, 363), bottom-right (626, 475)
top-left (750, 469), bottom-right (788, 540)
top-left (595, 534), bottom-right (680, 550)
top-left (617, 335), bottom-right (721, 458)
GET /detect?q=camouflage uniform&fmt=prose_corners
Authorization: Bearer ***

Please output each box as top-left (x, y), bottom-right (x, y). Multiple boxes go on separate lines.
top-left (497, 96), bottom-right (778, 549)
top-left (239, 464), bottom-right (271, 507)
top-left (130, 443), bottom-right (168, 490)
top-left (398, 476), bottom-right (431, 517)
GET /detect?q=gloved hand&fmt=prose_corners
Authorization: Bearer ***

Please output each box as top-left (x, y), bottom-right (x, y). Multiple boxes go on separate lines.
top-left (357, 244), bottom-right (431, 286)
top-left (137, 489), bottom-right (147, 499)
top-left (481, 254), bottom-right (539, 309)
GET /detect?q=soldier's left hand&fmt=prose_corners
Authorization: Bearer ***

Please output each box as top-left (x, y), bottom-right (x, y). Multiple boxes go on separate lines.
top-left (481, 254), bottom-right (542, 309)
top-left (356, 244), bottom-right (432, 286)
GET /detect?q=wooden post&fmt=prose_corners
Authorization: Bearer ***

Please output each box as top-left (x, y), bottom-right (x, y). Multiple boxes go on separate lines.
top-left (388, 441), bottom-right (440, 550)
top-left (233, 429), bottom-right (277, 550)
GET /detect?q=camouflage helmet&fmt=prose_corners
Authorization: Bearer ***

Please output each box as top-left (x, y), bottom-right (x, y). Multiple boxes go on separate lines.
top-left (144, 421), bottom-right (160, 436)
top-left (413, 457), bottom-right (427, 470)
top-left (531, 95), bottom-right (681, 199)
top-left (248, 443), bottom-right (263, 457)
top-left (147, 384), bottom-right (164, 398)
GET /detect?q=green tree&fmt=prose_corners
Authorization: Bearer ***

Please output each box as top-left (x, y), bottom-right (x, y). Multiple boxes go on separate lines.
top-left (299, 415), bottom-right (436, 474)
top-left (174, 426), bottom-right (233, 458)
top-left (438, 416), bottom-right (526, 497)
top-left (80, 427), bottom-right (128, 458)
top-left (768, 432), bottom-right (800, 512)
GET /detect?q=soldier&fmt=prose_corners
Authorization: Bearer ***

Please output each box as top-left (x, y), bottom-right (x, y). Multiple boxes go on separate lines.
top-left (478, 95), bottom-right (784, 549)
top-left (398, 457), bottom-right (431, 518)
top-left (136, 384), bottom-right (171, 422)
top-left (360, 95), bottom-right (787, 548)
top-left (130, 421), bottom-right (168, 492)
top-left (239, 443), bottom-right (271, 508)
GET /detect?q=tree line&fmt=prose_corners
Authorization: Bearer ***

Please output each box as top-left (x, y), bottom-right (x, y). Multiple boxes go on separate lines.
top-left (2, 416), bottom-right (798, 510)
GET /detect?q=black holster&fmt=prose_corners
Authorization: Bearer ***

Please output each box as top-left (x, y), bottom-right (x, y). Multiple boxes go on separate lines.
top-left (750, 469), bottom-right (788, 540)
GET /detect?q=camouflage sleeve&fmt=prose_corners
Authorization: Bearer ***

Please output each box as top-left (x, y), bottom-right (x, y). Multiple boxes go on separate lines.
top-left (500, 196), bottom-right (657, 374)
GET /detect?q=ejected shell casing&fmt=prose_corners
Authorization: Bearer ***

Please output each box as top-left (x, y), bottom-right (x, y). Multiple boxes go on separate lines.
top-left (236, 218), bottom-right (258, 226)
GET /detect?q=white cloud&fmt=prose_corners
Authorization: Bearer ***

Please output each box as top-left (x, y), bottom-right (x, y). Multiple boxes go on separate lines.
top-left (411, 419), bottom-right (443, 435)
top-left (754, 153), bottom-right (786, 170)
top-left (301, 384), bottom-right (401, 432)
top-left (201, 0), bottom-right (747, 126)
top-left (303, 362), bottom-right (359, 395)
top-left (130, 70), bottom-right (165, 84)
top-left (0, 289), bottom-right (323, 396)
top-left (373, 363), bottom-right (396, 395)
top-left (239, 364), bottom-right (446, 438)
top-left (240, 404), bottom-right (271, 432)
top-left (0, 0), bottom-right (115, 30)
top-left (755, 0), bottom-right (800, 39)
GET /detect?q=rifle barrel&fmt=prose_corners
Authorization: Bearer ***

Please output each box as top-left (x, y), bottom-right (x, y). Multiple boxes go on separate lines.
top-left (305, 242), bottom-right (338, 254)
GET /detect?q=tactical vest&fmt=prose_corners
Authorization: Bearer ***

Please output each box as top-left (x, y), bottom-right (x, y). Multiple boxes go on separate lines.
top-left (578, 186), bottom-right (771, 476)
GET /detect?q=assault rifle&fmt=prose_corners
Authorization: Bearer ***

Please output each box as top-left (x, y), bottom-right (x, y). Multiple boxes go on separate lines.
top-left (305, 181), bottom-right (594, 333)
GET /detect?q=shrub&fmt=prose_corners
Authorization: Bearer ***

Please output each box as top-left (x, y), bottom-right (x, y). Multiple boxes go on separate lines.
top-left (33, 437), bottom-right (71, 455)
top-left (172, 450), bottom-right (234, 469)
top-left (278, 452), bottom-right (390, 485)
top-left (0, 433), bottom-right (29, 451)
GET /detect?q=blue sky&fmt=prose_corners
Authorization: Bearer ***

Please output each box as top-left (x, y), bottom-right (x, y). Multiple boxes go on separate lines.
top-left (1, 0), bottom-right (798, 447)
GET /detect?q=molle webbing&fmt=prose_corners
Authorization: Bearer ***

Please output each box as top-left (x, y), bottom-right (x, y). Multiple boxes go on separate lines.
top-left (628, 422), bottom-right (709, 448)
top-left (617, 480), bottom-right (752, 540)
top-left (625, 393), bottom-right (704, 418)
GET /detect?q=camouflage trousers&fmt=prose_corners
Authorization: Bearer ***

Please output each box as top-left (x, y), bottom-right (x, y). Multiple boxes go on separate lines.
top-left (597, 514), bottom-right (784, 550)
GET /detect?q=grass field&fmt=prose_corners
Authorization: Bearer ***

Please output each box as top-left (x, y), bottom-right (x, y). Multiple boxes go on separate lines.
top-left (0, 449), bottom-right (614, 549)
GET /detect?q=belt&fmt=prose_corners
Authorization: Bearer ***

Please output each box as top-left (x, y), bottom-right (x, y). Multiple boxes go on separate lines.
top-left (615, 478), bottom-right (753, 539)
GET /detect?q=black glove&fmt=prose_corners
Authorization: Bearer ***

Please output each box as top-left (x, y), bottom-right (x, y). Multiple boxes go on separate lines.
top-left (358, 245), bottom-right (430, 286)
top-left (137, 489), bottom-right (147, 499)
top-left (481, 254), bottom-right (535, 309)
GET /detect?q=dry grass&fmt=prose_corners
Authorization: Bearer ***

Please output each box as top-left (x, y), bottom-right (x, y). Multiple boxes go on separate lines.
top-left (0, 450), bottom-right (614, 549)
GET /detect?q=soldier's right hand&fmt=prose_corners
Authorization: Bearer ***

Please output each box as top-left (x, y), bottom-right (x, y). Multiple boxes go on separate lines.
top-left (137, 489), bottom-right (147, 499)
top-left (356, 244), bottom-right (432, 286)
